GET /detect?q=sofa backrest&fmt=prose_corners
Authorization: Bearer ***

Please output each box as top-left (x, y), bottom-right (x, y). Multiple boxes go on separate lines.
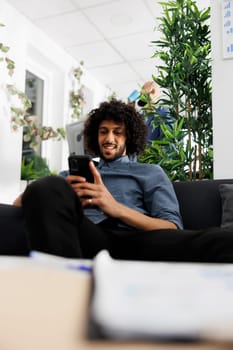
top-left (173, 179), bottom-right (233, 230)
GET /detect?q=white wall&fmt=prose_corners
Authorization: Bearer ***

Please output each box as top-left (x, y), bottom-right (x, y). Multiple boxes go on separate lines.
top-left (211, 0), bottom-right (233, 179)
top-left (0, 0), bottom-right (27, 203)
top-left (0, 0), bottom-right (107, 203)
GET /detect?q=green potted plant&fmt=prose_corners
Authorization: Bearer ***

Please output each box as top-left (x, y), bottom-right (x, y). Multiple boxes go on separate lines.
top-left (21, 154), bottom-right (52, 183)
top-left (139, 0), bottom-right (212, 181)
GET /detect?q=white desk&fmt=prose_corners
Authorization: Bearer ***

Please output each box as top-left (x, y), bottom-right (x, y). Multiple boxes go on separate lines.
top-left (0, 258), bottom-right (231, 350)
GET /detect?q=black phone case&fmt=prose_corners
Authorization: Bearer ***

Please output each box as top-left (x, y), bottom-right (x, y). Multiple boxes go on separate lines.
top-left (68, 155), bottom-right (94, 183)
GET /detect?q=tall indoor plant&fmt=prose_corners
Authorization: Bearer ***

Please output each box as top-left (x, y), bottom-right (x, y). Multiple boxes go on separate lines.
top-left (139, 0), bottom-right (212, 180)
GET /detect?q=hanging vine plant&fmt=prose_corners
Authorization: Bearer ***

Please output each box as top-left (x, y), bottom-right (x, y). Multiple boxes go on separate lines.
top-left (8, 84), bottom-right (65, 149)
top-left (0, 27), bottom-right (15, 75)
top-left (1, 24), bottom-right (87, 152)
top-left (0, 23), bottom-right (66, 150)
top-left (69, 60), bottom-right (86, 120)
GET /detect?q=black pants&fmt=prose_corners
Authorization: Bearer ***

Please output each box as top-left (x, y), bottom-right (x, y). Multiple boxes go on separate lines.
top-left (3, 175), bottom-right (228, 263)
top-left (0, 203), bottom-right (28, 255)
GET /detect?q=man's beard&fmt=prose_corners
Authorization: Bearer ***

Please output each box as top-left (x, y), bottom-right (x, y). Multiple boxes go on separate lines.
top-left (100, 144), bottom-right (126, 161)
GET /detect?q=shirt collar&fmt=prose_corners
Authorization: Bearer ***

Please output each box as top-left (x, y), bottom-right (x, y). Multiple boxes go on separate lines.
top-left (98, 155), bottom-right (130, 169)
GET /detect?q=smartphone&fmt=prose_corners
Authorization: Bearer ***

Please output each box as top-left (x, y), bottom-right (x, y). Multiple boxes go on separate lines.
top-left (68, 155), bottom-right (94, 183)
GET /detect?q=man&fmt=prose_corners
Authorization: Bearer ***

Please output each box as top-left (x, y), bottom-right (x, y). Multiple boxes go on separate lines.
top-left (13, 100), bottom-right (233, 262)
top-left (138, 80), bottom-right (173, 143)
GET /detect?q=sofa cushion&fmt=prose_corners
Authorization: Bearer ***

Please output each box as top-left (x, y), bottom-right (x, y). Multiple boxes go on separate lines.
top-left (219, 184), bottom-right (233, 229)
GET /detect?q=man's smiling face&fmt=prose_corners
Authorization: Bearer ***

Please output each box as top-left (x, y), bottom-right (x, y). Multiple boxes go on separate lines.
top-left (98, 120), bottom-right (127, 161)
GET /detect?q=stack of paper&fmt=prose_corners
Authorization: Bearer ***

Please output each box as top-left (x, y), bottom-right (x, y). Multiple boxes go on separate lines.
top-left (29, 251), bottom-right (92, 272)
top-left (90, 250), bottom-right (233, 341)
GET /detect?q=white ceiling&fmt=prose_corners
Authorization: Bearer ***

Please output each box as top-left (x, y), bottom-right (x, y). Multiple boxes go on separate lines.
top-left (6, 0), bottom-right (210, 102)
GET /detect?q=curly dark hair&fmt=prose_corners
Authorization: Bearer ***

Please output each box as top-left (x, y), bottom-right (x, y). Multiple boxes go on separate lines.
top-left (83, 99), bottom-right (148, 157)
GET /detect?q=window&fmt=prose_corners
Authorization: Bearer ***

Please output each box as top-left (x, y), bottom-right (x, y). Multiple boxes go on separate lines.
top-left (22, 70), bottom-right (44, 159)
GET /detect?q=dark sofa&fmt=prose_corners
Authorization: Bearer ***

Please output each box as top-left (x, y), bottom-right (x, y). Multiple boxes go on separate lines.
top-left (173, 178), bottom-right (233, 230)
top-left (1, 178), bottom-right (233, 256)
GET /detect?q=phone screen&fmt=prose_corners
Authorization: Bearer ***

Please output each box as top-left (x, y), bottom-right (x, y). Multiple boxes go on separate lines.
top-left (68, 155), bottom-right (94, 183)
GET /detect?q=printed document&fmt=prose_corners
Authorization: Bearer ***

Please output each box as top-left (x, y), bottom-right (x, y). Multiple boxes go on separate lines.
top-left (90, 250), bottom-right (233, 341)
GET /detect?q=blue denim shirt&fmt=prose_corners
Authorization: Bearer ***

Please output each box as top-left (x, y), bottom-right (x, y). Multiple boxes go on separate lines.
top-left (84, 156), bottom-right (183, 230)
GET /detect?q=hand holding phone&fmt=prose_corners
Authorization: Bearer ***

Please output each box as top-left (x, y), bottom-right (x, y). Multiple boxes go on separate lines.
top-left (68, 155), bottom-right (94, 183)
